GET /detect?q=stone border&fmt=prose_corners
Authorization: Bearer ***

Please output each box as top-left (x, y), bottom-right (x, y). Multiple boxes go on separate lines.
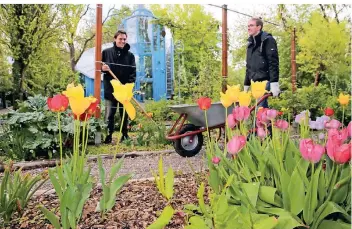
top-left (0, 149), bottom-right (175, 172)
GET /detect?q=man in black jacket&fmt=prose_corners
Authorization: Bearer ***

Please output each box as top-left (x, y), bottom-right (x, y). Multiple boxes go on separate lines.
top-left (244, 17), bottom-right (280, 108)
top-left (102, 30), bottom-right (136, 143)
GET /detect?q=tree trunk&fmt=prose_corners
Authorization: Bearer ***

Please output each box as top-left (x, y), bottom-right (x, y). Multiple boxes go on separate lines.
top-left (1, 92), bottom-right (6, 108)
top-left (69, 43), bottom-right (76, 72)
top-left (314, 71), bottom-right (321, 87)
top-left (12, 59), bottom-right (25, 102)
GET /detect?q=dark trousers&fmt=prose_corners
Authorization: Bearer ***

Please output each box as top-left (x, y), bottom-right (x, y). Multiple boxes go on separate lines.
top-left (105, 99), bottom-right (128, 136)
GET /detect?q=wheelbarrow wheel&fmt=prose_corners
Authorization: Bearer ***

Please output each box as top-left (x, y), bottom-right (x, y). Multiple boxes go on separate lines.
top-left (174, 124), bottom-right (203, 157)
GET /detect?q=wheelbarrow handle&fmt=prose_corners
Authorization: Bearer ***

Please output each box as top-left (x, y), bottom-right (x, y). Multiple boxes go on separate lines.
top-left (250, 92), bottom-right (273, 112)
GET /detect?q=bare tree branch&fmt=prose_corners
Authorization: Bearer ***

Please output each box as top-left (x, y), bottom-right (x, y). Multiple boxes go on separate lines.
top-left (103, 5), bottom-right (115, 25)
top-left (76, 33), bottom-right (95, 62)
top-left (79, 4), bottom-right (90, 20)
top-left (319, 4), bottom-right (329, 22)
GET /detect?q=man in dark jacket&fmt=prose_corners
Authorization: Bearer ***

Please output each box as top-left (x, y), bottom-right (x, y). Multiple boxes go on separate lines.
top-left (244, 17), bottom-right (280, 108)
top-left (102, 30), bottom-right (136, 143)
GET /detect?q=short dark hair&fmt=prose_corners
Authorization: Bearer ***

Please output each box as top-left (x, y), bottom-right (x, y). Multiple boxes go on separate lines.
top-left (251, 17), bottom-right (263, 30)
top-left (114, 30), bottom-right (127, 38)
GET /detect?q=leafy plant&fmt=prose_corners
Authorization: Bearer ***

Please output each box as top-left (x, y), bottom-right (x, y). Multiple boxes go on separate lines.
top-left (151, 156), bottom-right (174, 201)
top-left (184, 179), bottom-right (278, 229)
top-left (96, 156), bottom-right (133, 216)
top-left (0, 162), bottom-right (47, 224)
top-left (39, 161), bottom-right (93, 229)
top-left (147, 156), bottom-right (175, 229)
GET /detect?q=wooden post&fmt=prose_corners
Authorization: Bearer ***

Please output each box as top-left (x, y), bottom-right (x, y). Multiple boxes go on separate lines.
top-left (221, 4), bottom-right (228, 93)
top-left (94, 4), bottom-right (103, 117)
top-left (291, 27), bottom-right (297, 93)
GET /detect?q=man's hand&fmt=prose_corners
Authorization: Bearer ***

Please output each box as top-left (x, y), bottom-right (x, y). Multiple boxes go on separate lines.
top-left (270, 82), bottom-right (280, 97)
top-left (102, 64), bottom-right (110, 71)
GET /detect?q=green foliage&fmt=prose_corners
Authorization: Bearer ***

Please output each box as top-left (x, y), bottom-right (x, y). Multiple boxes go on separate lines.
top-left (0, 94), bottom-right (106, 161)
top-left (148, 156), bottom-right (175, 229)
top-left (184, 180), bottom-right (278, 229)
top-left (207, 124), bottom-right (351, 229)
top-left (39, 161), bottom-right (93, 229)
top-left (150, 5), bottom-right (222, 100)
top-left (151, 156), bottom-right (174, 201)
top-left (0, 163), bottom-right (47, 224)
top-left (269, 85), bottom-right (351, 124)
top-left (96, 156), bottom-right (133, 215)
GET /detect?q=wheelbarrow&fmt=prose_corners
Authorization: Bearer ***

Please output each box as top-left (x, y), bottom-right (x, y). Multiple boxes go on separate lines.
top-left (166, 93), bottom-right (273, 157)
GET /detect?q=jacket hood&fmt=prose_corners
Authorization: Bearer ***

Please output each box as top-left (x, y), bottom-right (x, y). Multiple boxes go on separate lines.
top-left (247, 31), bottom-right (272, 42)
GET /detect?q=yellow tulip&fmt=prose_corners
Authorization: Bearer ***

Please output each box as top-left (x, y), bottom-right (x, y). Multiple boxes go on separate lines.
top-left (62, 83), bottom-right (91, 116)
top-left (226, 84), bottom-right (241, 102)
top-left (251, 80), bottom-right (268, 99)
top-left (220, 92), bottom-right (233, 108)
top-left (111, 80), bottom-right (136, 120)
top-left (239, 91), bottom-right (252, 107)
top-left (338, 93), bottom-right (350, 106)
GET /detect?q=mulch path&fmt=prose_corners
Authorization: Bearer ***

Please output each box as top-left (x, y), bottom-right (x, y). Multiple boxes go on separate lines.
top-left (7, 173), bottom-right (209, 229)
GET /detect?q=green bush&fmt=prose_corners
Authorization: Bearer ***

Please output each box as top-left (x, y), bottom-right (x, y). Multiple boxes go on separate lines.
top-left (270, 85), bottom-right (351, 124)
top-left (0, 95), bottom-right (106, 161)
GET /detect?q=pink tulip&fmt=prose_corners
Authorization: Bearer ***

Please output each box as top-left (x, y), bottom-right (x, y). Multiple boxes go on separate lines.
top-left (227, 135), bottom-right (246, 155)
top-left (325, 119), bottom-right (341, 130)
top-left (327, 128), bottom-right (349, 145)
top-left (348, 121), bottom-right (352, 137)
top-left (333, 143), bottom-right (352, 164)
top-left (233, 106), bottom-right (250, 121)
top-left (257, 127), bottom-right (267, 139)
top-left (275, 120), bottom-right (289, 130)
top-left (299, 138), bottom-right (325, 163)
top-left (266, 109), bottom-right (278, 120)
top-left (227, 114), bottom-right (237, 129)
top-left (212, 156), bottom-right (221, 164)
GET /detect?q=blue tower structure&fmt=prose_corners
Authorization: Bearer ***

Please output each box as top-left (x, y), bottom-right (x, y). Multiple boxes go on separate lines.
top-left (119, 5), bottom-right (174, 102)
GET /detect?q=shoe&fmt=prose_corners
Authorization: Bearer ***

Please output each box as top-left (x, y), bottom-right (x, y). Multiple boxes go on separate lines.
top-left (120, 134), bottom-right (130, 143)
top-left (104, 134), bottom-right (112, 144)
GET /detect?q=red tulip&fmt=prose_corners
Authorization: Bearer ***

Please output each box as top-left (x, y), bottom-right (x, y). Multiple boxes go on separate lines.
top-left (197, 97), bottom-right (211, 110)
top-left (47, 94), bottom-right (69, 112)
top-left (275, 120), bottom-right (289, 130)
top-left (73, 113), bottom-right (92, 121)
top-left (278, 111), bottom-right (283, 116)
top-left (256, 108), bottom-right (270, 127)
top-left (299, 138), bottom-right (325, 163)
top-left (324, 107), bottom-right (334, 117)
top-left (86, 98), bottom-right (99, 115)
top-left (227, 135), bottom-right (246, 155)
top-left (327, 141), bottom-right (351, 164)
top-left (212, 156), bottom-right (221, 164)
top-left (233, 106), bottom-right (250, 121)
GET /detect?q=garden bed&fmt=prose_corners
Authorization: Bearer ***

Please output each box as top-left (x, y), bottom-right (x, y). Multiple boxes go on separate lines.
top-left (6, 173), bottom-right (209, 229)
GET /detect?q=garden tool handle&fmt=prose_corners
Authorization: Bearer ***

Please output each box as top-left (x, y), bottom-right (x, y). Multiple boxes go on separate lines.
top-left (104, 66), bottom-right (156, 123)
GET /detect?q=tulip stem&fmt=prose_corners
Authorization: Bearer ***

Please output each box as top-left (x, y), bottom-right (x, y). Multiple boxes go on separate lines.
top-left (205, 110), bottom-right (211, 142)
top-left (342, 106), bottom-right (345, 127)
top-left (57, 112), bottom-right (63, 167)
top-left (224, 108), bottom-right (227, 156)
top-left (253, 104), bottom-right (257, 132)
